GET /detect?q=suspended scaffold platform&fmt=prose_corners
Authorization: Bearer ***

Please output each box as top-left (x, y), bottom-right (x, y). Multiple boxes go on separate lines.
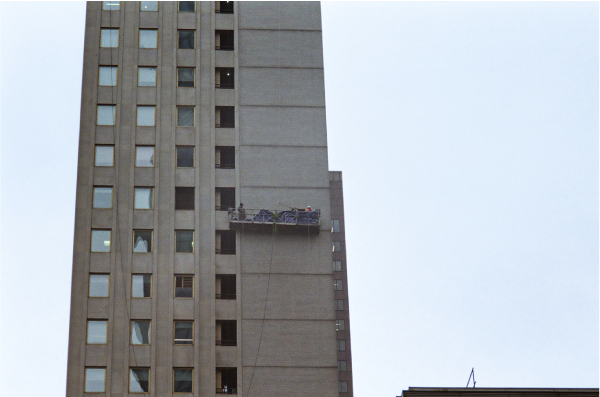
top-left (228, 208), bottom-right (320, 234)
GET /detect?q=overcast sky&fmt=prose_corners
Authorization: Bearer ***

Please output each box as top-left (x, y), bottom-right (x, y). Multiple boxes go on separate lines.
top-left (1, 2), bottom-right (598, 397)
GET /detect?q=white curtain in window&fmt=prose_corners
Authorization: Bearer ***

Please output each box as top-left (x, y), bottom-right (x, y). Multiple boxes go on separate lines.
top-left (134, 236), bottom-right (149, 252)
top-left (131, 321), bottom-right (150, 344)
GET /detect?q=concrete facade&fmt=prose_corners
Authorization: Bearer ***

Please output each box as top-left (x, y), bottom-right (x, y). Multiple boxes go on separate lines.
top-left (66, 2), bottom-right (353, 397)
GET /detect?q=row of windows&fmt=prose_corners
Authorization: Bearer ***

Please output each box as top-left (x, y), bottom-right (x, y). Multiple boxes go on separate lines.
top-left (95, 145), bottom-right (235, 169)
top-left (86, 319), bottom-right (235, 346)
top-left (89, 274), bottom-right (236, 299)
top-left (99, 66), bottom-right (234, 89)
top-left (90, 229), bottom-right (236, 254)
top-left (102, 1), bottom-right (234, 14)
top-left (96, 105), bottom-right (234, 128)
top-left (85, 366), bottom-right (236, 393)
top-left (100, 28), bottom-right (234, 50)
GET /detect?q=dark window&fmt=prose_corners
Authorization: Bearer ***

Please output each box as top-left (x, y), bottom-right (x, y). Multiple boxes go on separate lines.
top-left (177, 146), bottom-right (194, 168)
top-left (175, 187), bottom-right (194, 210)
top-left (178, 30), bottom-right (195, 49)
top-left (129, 368), bottom-right (150, 393)
top-left (216, 106), bottom-right (234, 128)
top-left (175, 275), bottom-right (193, 298)
top-left (215, 1), bottom-right (233, 14)
top-left (216, 367), bottom-right (237, 394)
top-left (177, 106), bottom-right (194, 126)
top-left (215, 30), bottom-right (234, 50)
top-left (174, 368), bottom-right (193, 393)
top-left (216, 187), bottom-right (235, 211)
top-left (334, 280), bottom-right (343, 291)
top-left (332, 219), bottom-right (340, 233)
top-left (333, 241), bottom-right (342, 252)
top-left (333, 260), bottom-right (342, 272)
top-left (336, 319), bottom-right (345, 331)
top-left (215, 68), bottom-right (234, 88)
top-left (133, 230), bottom-right (152, 252)
top-left (335, 299), bottom-right (344, 310)
top-left (176, 230), bottom-right (194, 253)
top-left (178, 1), bottom-right (195, 12)
top-left (178, 67), bottom-right (195, 87)
top-left (216, 274), bottom-right (236, 299)
top-left (174, 321), bottom-right (193, 345)
top-left (339, 381), bottom-right (348, 393)
top-left (338, 360), bottom-right (347, 372)
top-left (216, 320), bottom-right (236, 346)
top-left (216, 230), bottom-right (236, 255)
top-left (215, 146), bottom-right (235, 169)
top-left (337, 339), bottom-right (346, 351)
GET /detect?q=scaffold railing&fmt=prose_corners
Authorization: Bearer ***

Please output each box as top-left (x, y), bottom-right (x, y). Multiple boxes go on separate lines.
top-left (228, 208), bottom-right (320, 227)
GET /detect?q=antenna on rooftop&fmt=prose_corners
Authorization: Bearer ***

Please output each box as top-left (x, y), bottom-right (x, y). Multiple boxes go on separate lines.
top-left (466, 368), bottom-right (476, 388)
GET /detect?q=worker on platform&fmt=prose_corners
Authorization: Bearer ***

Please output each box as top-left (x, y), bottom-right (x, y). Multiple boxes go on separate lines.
top-left (237, 203), bottom-right (246, 221)
top-left (306, 205), bottom-right (312, 211)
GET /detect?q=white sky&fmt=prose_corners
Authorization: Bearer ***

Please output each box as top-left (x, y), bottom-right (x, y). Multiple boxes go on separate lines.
top-left (1, 2), bottom-right (598, 397)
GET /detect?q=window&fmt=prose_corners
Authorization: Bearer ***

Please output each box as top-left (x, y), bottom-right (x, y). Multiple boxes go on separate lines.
top-left (177, 67), bottom-right (195, 87)
top-left (215, 187), bottom-right (235, 211)
top-left (339, 381), bottom-right (348, 393)
top-left (334, 280), bottom-right (343, 291)
top-left (175, 275), bottom-right (193, 298)
top-left (216, 230), bottom-right (235, 255)
top-left (175, 230), bottom-right (194, 253)
top-left (175, 187), bottom-right (195, 210)
top-left (215, 30), bottom-right (234, 50)
top-left (85, 368), bottom-right (106, 393)
top-left (336, 319), bottom-right (345, 331)
top-left (102, 1), bottom-right (120, 10)
top-left (129, 368), bottom-right (150, 393)
top-left (133, 230), bottom-right (152, 252)
top-left (176, 146), bottom-right (194, 167)
top-left (95, 145), bottom-right (114, 166)
top-left (178, 30), bottom-right (195, 49)
top-left (174, 320), bottom-right (193, 345)
top-left (332, 219), bottom-right (340, 233)
top-left (337, 339), bottom-right (346, 351)
top-left (216, 320), bottom-right (236, 346)
top-left (338, 360), bottom-right (347, 372)
top-left (335, 299), bottom-right (344, 311)
top-left (178, 1), bottom-right (195, 12)
top-left (132, 274), bottom-right (152, 298)
top-left (215, 68), bottom-right (234, 88)
top-left (174, 368), bottom-right (193, 393)
top-left (97, 105), bottom-right (116, 125)
top-left (100, 28), bottom-right (119, 48)
top-left (93, 187), bottom-right (112, 209)
top-left (333, 241), bottom-right (341, 252)
top-left (131, 320), bottom-right (150, 344)
top-left (91, 230), bottom-right (111, 252)
top-left (139, 29), bottom-right (157, 48)
top-left (136, 146), bottom-right (154, 167)
top-left (138, 67), bottom-right (156, 87)
top-left (215, 1), bottom-right (233, 14)
top-left (177, 106), bottom-right (194, 127)
top-left (216, 274), bottom-right (236, 299)
top-left (333, 260), bottom-right (342, 272)
top-left (215, 146), bottom-right (235, 169)
top-left (98, 66), bottom-right (117, 86)
top-left (134, 187), bottom-right (154, 209)
top-left (87, 320), bottom-right (107, 344)
top-left (216, 368), bottom-right (237, 394)
top-left (140, 1), bottom-right (157, 11)
top-left (215, 106), bottom-right (234, 128)
top-left (137, 106), bottom-right (156, 126)
top-left (89, 274), bottom-right (109, 297)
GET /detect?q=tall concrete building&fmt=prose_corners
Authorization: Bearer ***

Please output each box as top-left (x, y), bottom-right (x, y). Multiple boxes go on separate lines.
top-left (66, 1), bottom-right (353, 397)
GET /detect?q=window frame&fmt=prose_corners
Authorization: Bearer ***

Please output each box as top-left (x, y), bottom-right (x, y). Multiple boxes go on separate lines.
top-left (175, 230), bottom-right (195, 253)
top-left (135, 146), bottom-right (155, 167)
top-left (177, 67), bottom-right (195, 88)
top-left (140, 1), bottom-right (158, 11)
top-left (131, 274), bottom-right (152, 298)
top-left (96, 105), bottom-right (116, 125)
top-left (129, 367), bottom-right (151, 393)
top-left (130, 320), bottom-right (151, 345)
top-left (100, 28), bottom-right (119, 48)
top-left (176, 106), bottom-right (195, 127)
top-left (178, 1), bottom-right (196, 12)
top-left (176, 146), bottom-right (195, 168)
top-left (91, 229), bottom-right (111, 253)
top-left (134, 187), bottom-right (154, 210)
top-left (84, 367), bottom-right (107, 393)
top-left (136, 105), bottom-right (156, 127)
top-left (139, 29), bottom-right (158, 49)
top-left (174, 275), bottom-right (194, 298)
top-left (177, 29), bottom-right (196, 50)
top-left (173, 368), bottom-right (194, 393)
top-left (332, 219), bottom-right (340, 233)
top-left (174, 320), bottom-right (194, 345)
top-left (137, 66), bottom-right (157, 87)
top-left (98, 66), bottom-right (117, 86)
top-left (89, 273), bottom-right (110, 298)
top-left (95, 145), bottom-right (115, 167)
top-left (93, 186), bottom-right (113, 209)
top-left (133, 230), bottom-right (153, 253)
top-left (87, 319), bottom-right (108, 345)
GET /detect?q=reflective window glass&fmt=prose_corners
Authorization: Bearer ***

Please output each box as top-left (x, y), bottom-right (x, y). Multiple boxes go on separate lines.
top-left (87, 320), bottom-right (107, 344)
top-left (178, 30), bottom-right (195, 49)
top-left (97, 105), bottom-right (116, 125)
top-left (129, 368), bottom-right (150, 393)
top-left (174, 368), bottom-right (193, 393)
top-left (102, 1), bottom-right (120, 10)
top-left (100, 29), bottom-right (119, 48)
top-left (177, 107), bottom-right (194, 126)
top-left (178, 68), bottom-right (194, 87)
top-left (175, 231), bottom-right (194, 253)
top-left (178, 1), bottom-right (195, 12)
top-left (93, 187), bottom-right (112, 209)
top-left (140, 1), bottom-right (158, 11)
top-left (137, 106), bottom-right (156, 126)
top-left (89, 274), bottom-right (109, 297)
top-left (85, 368), bottom-right (106, 393)
top-left (91, 230), bottom-right (111, 252)
top-left (134, 187), bottom-right (153, 209)
top-left (139, 29), bottom-right (157, 48)
top-left (95, 146), bottom-right (114, 167)
top-left (132, 274), bottom-right (151, 298)
top-left (176, 146), bottom-right (194, 167)
top-left (99, 66), bottom-right (117, 86)
top-left (174, 321), bottom-right (193, 345)
top-left (131, 320), bottom-right (150, 344)
top-left (136, 146), bottom-right (154, 167)
top-left (138, 67), bottom-right (156, 87)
